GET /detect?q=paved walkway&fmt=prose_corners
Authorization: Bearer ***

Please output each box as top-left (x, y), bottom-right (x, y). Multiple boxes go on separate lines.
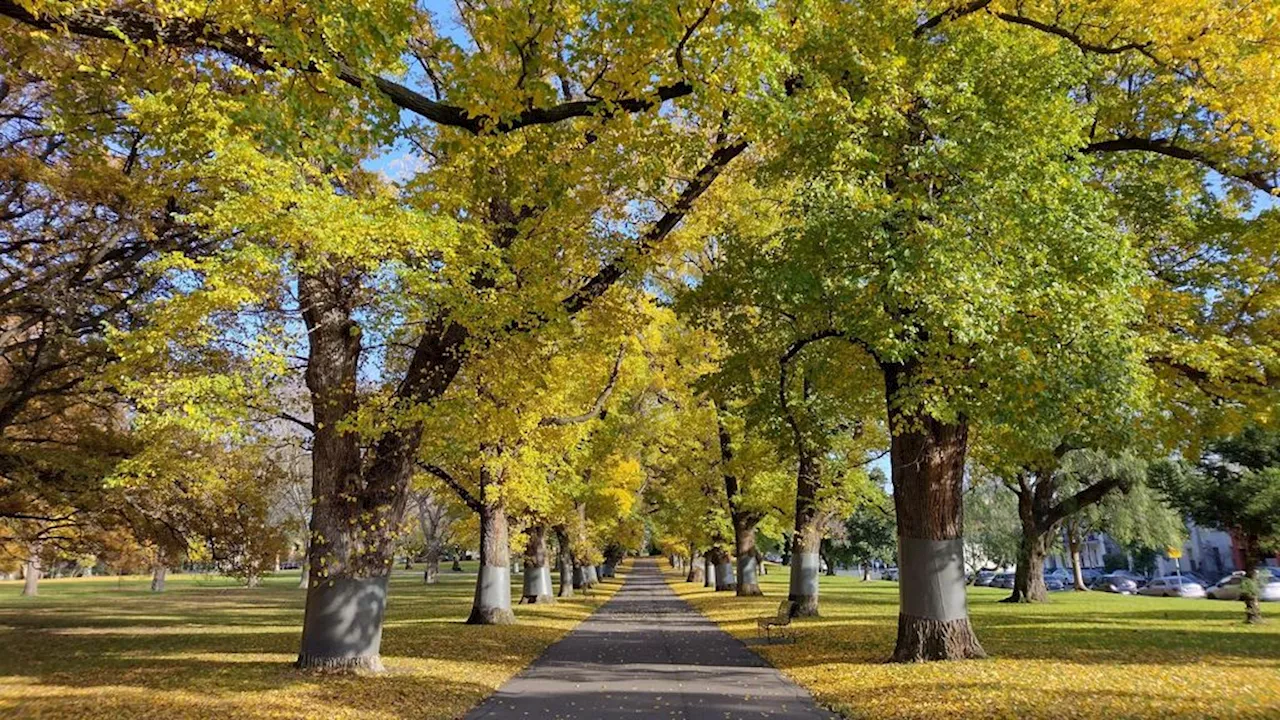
top-left (465, 558), bottom-right (835, 720)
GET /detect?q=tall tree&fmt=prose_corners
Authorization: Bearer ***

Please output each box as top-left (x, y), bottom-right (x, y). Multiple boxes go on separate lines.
top-left (1153, 426), bottom-right (1280, 624)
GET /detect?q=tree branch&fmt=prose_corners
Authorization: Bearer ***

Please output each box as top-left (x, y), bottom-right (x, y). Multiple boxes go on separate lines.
top-left (416, 462), bottom-right (481, 512)
top-left (0, 1), bottom-right (693, 135)
top-left (539, 345), bottom-right (625, 427)
top-left (1084, 136), bottom-right (1277, 194)
top-left (561, 141), bottom-right (748, 314)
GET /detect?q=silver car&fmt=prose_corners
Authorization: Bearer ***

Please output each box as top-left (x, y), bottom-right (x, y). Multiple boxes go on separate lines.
top-left (992, 572), bottom-right (1015, 589)
top-left (1206, 573), bottom-right (1280, 602)
top-left (1090, 574), bottom-right (1139, 594)
top-left (1138, 576), bottom-right (1207, 598)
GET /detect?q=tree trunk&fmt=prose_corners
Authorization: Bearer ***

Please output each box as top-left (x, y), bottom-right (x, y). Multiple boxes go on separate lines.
top-left (583, 564), bottom-right (598, 587)
top-left (1067, 527), bottom-right (1087, 591)
top-left (1006, 527), bottom-right (1050, 603)
top-left (1242, 536), bottom-right (1264, 624)
top-left (423, 548), bottom-right (440, 584)
top-left (788, 451), bottom-right (822, 617)
top-left (150, 564), bottom-right (168, 593)
top-left (709, 546), bottom-right (734, 592)
top-left (468, 496), bottom-right (514, 625)
top-left (884, 363), bottom-right (985, 662)
top-left (703, 555), bottom-right (716, 588)
top-left (20, 544), bottom-right (40, 597)
top-left (452, 555), bottom-right (463, 572)
top-left (554, 526), bottom-right (574, 598)
top-left (821, 542), bottom-right (838, 576)
top-left (734, 518), bottom-right (763, 596)
top-left (520, 525), bottom-right (554, 604)
top-left (296, 269), bottom-right (397, 672)
top-left (686, 551), bottom-right (704, 584)
top-left (862, 563), bottom-right (871, 581)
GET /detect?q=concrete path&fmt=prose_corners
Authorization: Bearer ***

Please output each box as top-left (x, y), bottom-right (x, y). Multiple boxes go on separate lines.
top-left (464, 558), bottom-right (836, 720)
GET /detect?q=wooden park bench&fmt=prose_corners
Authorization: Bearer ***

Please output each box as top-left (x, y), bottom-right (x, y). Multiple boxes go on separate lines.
top-left (757, 600), bottom-right (797, 643)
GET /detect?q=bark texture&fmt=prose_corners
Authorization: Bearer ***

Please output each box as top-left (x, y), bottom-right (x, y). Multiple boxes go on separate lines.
top-left (554, 526), bottom-right (574, 598)
top-left (885, 362), bottom-right (985, 662)
top-left (468, 495), bottom-right (515, 625)
top-left (788, 452), bottom-right (822, 617)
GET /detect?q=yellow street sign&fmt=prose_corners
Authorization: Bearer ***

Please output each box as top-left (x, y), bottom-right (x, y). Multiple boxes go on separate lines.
top-left (1166, 546), bottom-right (1182, 559)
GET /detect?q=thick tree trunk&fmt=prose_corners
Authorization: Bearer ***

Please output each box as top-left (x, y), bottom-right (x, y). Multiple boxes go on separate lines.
top-left (884, 363), bottom-right (985, 662)
top-left (150, 564), bottom-right (168, 593)
top-left (734, 519), bottom-right (763, 596)
top-left (296, 270), bottom-right (401, 672)
top-left (1006, 528), bottom-right (1050, 603)
top-left (468, 498), bottom-right (515, 625)
top-left (703, 555), bottom-right (716, 588)
top-left (686, 551), bottom-right (704, 584)
top-left (21, 545), bottom-right (40, 597)
top-left (521, 525), bottom-right (554, 604)
top-left (708, 546), bottom-right (734, 592)
top-left (788, 452), bottom-right (822, 617)
top-left (554, 526), bottom-right (574, 598)
top-left (583, 564), bottom-right (598, 587)
top-left (423, 548), bottom-right (440, 584)
top-left (452, 556), bottom-right (463, 572)
top-left (1006, 481), bottom-right (1052, 604)
top-left (862, 563), bottom-right (871, 581)
top-left (821, 542), bottom-right (838, 576)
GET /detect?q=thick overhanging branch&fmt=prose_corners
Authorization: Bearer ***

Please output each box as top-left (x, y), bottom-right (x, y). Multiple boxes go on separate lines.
top-left (1085, 136), bottom-right (1278, 194)
top-left (561, 141), bottom-right (748, 315)
top-left (417, 461), bottom-right (482, 512)
top-left (0, 1), bottom-right (693, 135)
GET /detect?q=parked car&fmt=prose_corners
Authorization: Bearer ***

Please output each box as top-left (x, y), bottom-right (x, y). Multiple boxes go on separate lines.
top-left (973, 570), bottom-right (997, 586)
top-left (992, 572), bottom-right (1016, 590)
top-left (1043, 569), bottom-right (1073, 587)
top-left (882, 567), bottom-right (899, 581)
top-left (1080, 568), bottom-right (1105, 585)
top-left (1206, 572), bottom-right (1280, 602)
top-left (1177, 571), bottom-right (1212, 587)
top-left (1109, 569), bottom-right (1149, 587)
top-left (1090, 574), bottom-right (1139, 594)
top-left (1044, 577), bottom-right (1067, 592)
top-left (1138, 576), bottom-right (1207, 598)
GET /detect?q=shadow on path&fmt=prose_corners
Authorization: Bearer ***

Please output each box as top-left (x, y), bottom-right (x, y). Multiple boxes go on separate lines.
top-left (465, 558), bottom-right (835, 719)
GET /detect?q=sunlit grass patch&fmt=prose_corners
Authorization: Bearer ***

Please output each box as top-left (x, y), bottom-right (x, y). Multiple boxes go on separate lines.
top-left (666, 563), bottom-right (1280, 719)
top-left (0, 562), bottom-right (622, 719)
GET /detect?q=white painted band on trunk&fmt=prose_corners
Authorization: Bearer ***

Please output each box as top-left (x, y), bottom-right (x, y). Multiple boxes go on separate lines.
top-left (522, 565), bottom-right (552, 598)
top-left (715, 562), bottom-right (735, 585)
top-left (790, 552), bottom-right (820, 597)
top-left (299, 576), bottom-right (388, 660)
top-left (476, 565), bottom-right (511, 610)
top-left (704, 559), bottom-right (716, 587)
top-left (739, 555), bottom-right (759, 587)
top-left (898, 537), bottom-right (967, 622)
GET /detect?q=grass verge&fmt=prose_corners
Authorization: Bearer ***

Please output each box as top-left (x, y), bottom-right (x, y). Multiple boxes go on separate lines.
top-left (0, 562), bottom-right (621, 720)
top-left (665, 562), bottom-right (1280, 719)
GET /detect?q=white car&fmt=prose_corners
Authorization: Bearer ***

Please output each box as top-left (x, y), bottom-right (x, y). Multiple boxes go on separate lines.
top-left (1137, 576), bottom-right (1206, 598)
top-left (1206, 573), bottom-right (1280, 602)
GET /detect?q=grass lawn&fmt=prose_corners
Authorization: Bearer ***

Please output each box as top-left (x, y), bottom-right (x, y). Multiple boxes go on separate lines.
top-left (0, 562), bottom-right (621, 720)
top-left (666, 563), bottom-right (1280, 720)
